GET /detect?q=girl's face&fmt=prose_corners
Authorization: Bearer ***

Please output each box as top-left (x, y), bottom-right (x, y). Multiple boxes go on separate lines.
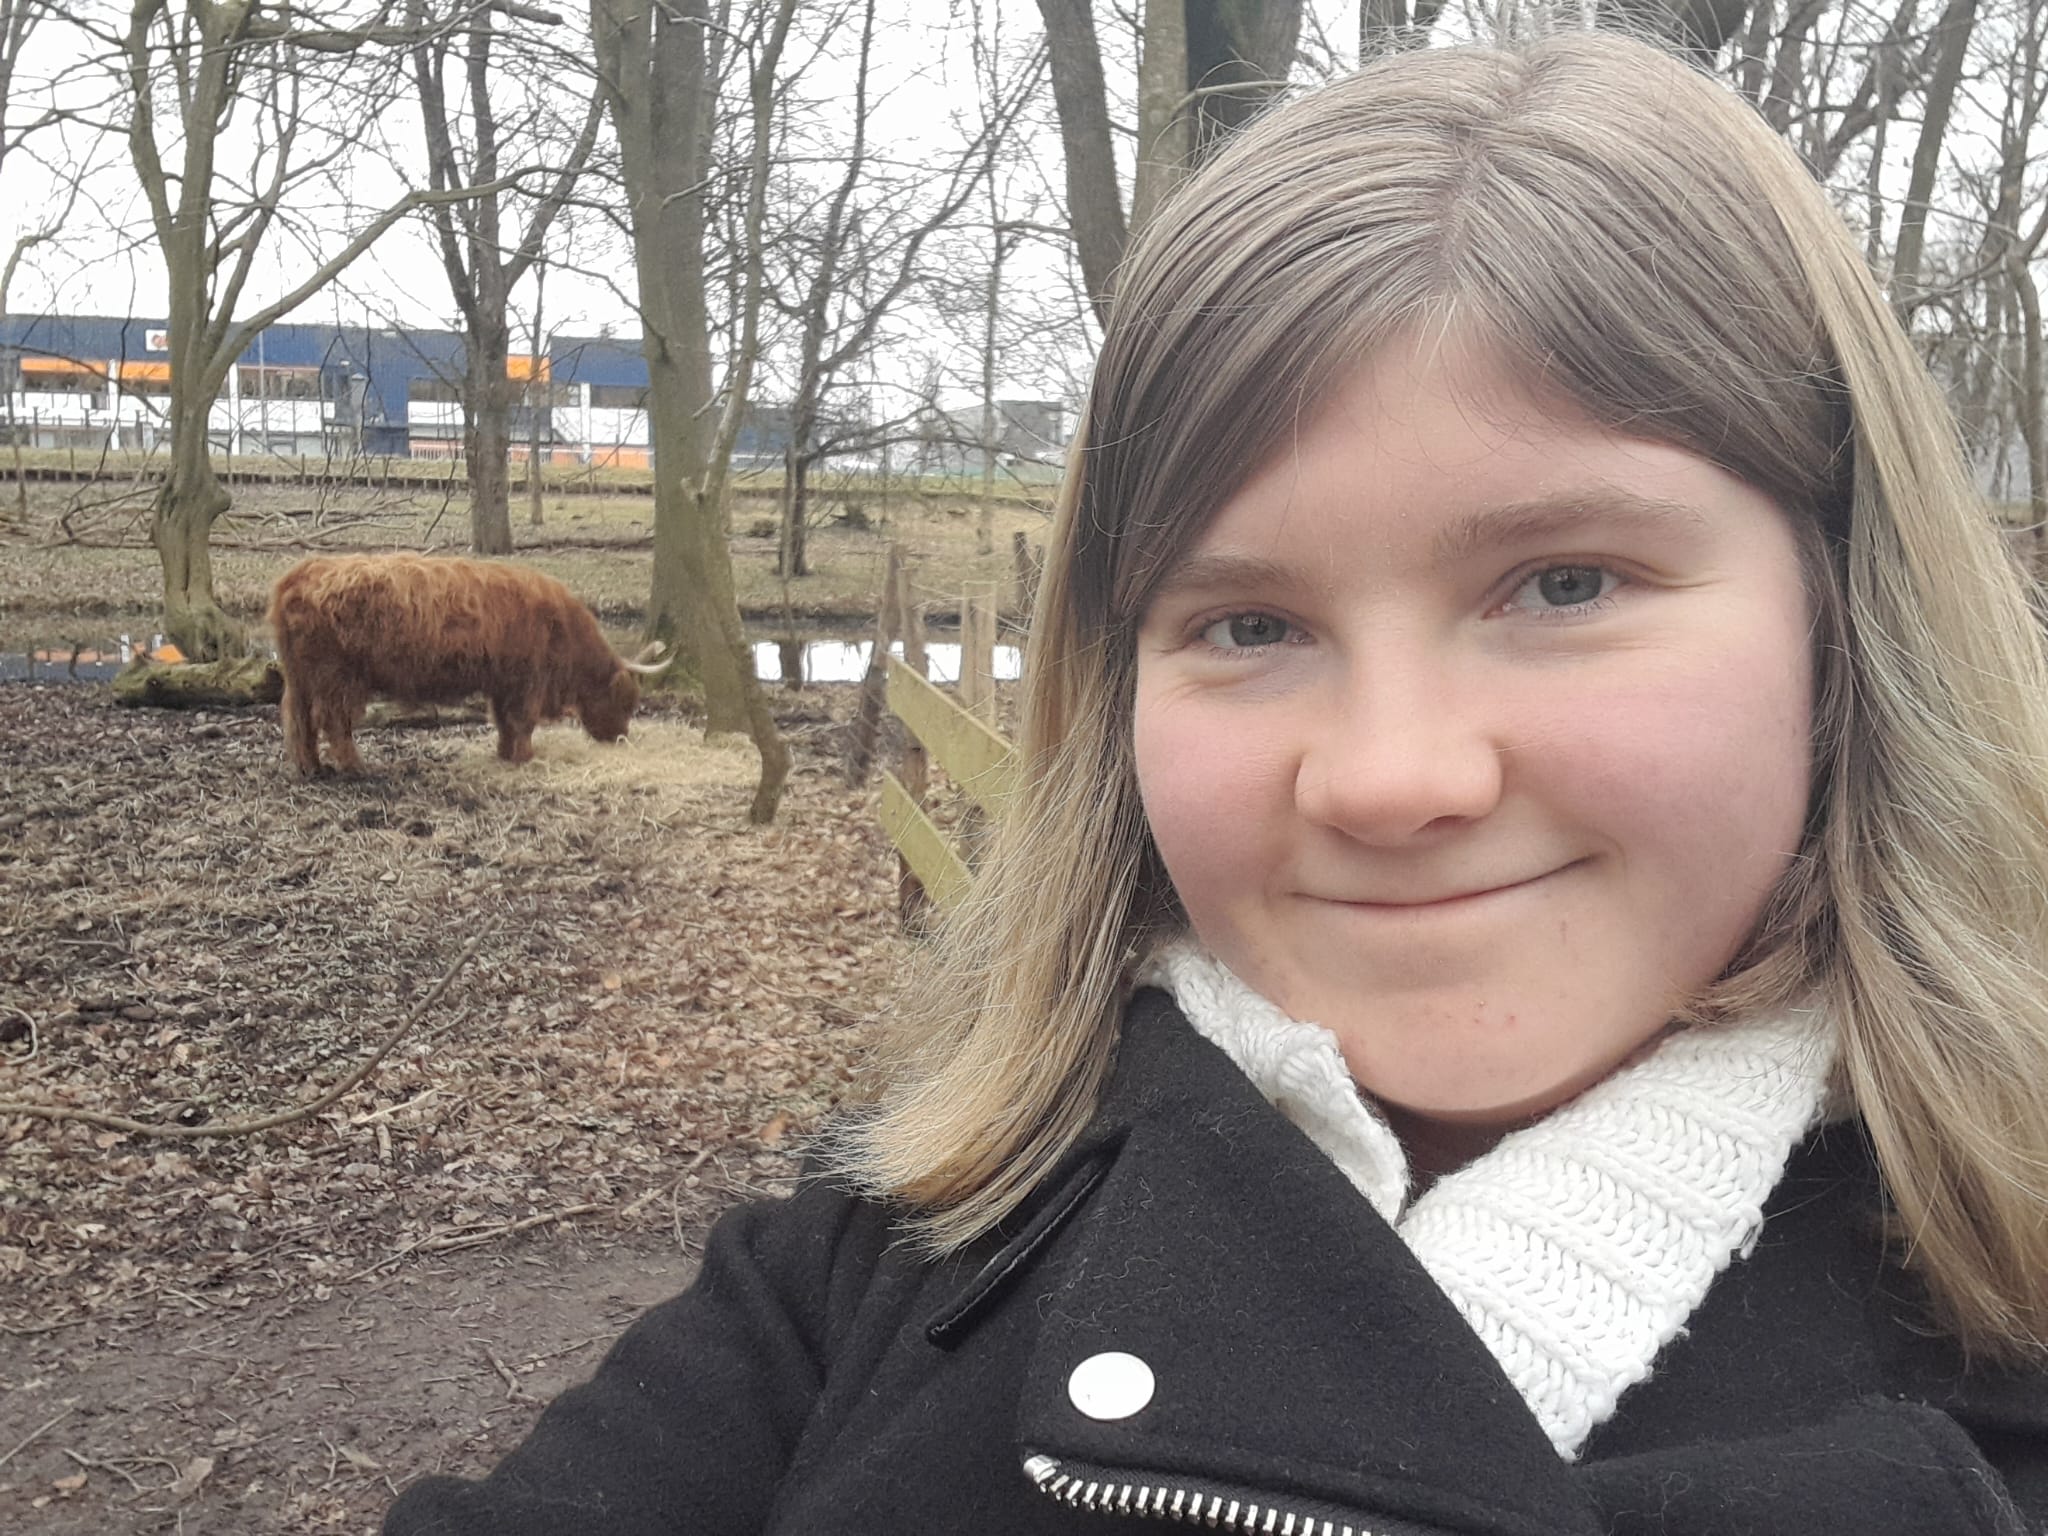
top-left (1133, 334), bottom-right (1814, 1148)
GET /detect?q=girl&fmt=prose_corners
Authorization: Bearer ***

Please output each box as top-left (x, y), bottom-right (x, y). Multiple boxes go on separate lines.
top-left (386, 30), bottom-right (2048, 1536)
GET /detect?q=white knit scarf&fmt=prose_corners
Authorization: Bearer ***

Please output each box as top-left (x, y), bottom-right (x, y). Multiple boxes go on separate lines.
top-left (1140, 937), bottom-right (1837, 1460)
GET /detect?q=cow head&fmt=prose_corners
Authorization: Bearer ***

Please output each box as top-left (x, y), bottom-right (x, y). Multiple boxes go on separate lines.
top-left (581, 668), bottom-right (640, 742)
top-left (581, 643), bottom-right (670, 742)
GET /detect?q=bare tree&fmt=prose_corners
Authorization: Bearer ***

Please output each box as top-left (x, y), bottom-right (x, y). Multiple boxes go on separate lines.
top-left (765, 0), bottom-right (1030, 580)
top-left (1601, 0), bottom-right (1753, 59)
top-left (408, 0), bottom-right (602, 553)
top-left (55, 0), bottom-right (548, 656)
top-left (1035, 0), bottom-right (1303, 324)
top-left (526, 248), bottom-right (548, 527)
top-left (1035, 0), bottom-right (1121, 326)
top-left (591, 0), bottom-right (796, 822)
top-left (1891, 0), bottom-right (1982, 315)
top-left (1360, 0), bottom-right (1446, 59)
top-left (0, 0), bottom-right (90, 522)
top-left (1915, 0), bottom-right (2048, 537)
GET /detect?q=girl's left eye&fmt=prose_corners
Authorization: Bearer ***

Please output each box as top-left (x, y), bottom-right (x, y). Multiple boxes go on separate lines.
top-left (1502, 564), bottom-right (1622, 616)
top-left (1198, 612), bottom-right (1295, 650)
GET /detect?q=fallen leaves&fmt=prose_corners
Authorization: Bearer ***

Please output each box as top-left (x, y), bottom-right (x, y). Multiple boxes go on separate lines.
top-left (0, 685), bottom-right (903, 1334)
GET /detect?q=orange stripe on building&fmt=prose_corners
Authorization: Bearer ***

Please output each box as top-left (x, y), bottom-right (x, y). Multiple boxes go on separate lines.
top-left (21, 356), bottom-right (105, 378)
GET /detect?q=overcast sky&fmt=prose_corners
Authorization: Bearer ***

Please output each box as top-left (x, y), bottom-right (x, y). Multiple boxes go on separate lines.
top-left (9, 1), bottom-right (1993, 413)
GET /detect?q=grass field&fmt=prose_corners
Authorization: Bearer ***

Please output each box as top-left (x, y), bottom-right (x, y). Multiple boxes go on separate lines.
top-left (0, 469), bottom-right (1055, 652)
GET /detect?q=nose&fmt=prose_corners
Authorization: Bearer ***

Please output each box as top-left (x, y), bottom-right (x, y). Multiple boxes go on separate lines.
top-left (1294, 650), bottom-right (1506, 844)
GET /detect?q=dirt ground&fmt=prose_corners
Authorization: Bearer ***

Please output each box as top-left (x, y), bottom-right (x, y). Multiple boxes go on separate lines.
top-left (0, 680), bottom-right (910, 1533)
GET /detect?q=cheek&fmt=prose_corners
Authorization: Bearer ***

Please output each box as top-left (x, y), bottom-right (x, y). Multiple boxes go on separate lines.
top-left (1547, 642), bottom-right (1813, 909)
top-left (1133, 690), bottom-right (1291, 900)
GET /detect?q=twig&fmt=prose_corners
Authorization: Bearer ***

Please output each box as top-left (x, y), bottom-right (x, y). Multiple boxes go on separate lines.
top-left (1, 1005), bottom-right (37, 1063)
top-left (354, 1202), bottom-right (608, 1280)
top-left (415, 1203), bottom-right (606, 1255)
top-left (0, 1406), bottom-right (73, 1471)
top-left (348, 1087), bottom-right (440, 1126)
top-left (0, 1313), bottom-right (91, 1337)
top-left (0, 934), bottom-right (489, 1139)
top-left (63, 1446), bottom-right (179, 1496)
top-left (476, 1341), bottom-right (538, 1404)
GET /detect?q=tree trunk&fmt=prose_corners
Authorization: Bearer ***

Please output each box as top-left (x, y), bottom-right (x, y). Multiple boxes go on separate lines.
top-left (1132, 0), bottom-right (1194, 236)
top-left (979, 179), bottom-right (1003, 560)
top-left (780, 443), bottom-right (811, 578)
top-left (1891, 0), bottom-right (1979, 317)
top-left (2011, 259), bottom-right (2048, 552)
top-left (466, 311), bottom-right (514, 554)
top-left (642, 335), bottom-right (750, 734)
top-left (152, 396), bottom-right (243, 659)
top-left (529, 261), bottom-right (547, 528)
top-left (1600, 0), bottom-right (1752, 60)
top-left (1035, 0), bottom-right (1126, 326)
top-left (1186, 0), bottom-right (1302, 153)
top-left (597, 0), bottom-right (790, 792)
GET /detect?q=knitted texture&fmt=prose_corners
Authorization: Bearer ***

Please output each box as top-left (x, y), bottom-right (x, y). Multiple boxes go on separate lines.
top-left (1140, 939), bottom-right (1836, 1459)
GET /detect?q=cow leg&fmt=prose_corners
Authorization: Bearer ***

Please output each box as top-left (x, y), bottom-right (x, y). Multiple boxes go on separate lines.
top-left (491, 696), bottom-right (538, 763)
top-left (321, 690), bottom-right (368, 774)
top-left (280, 680), bottom-right (321, 777)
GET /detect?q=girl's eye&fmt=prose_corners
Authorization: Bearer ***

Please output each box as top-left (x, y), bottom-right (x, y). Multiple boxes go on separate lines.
top-left (1504, 564), bottom-right (1621, 615)
top-left (1199, 612), bottom-right (1294, 650)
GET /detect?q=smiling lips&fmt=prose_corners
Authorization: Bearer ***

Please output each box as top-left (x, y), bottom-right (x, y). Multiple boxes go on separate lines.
top-left (1315, 866), bottom-right (1569, 911)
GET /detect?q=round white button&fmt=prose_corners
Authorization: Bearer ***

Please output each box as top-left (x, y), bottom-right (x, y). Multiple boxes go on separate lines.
top-left (1067, 1350), bottom-right (1155, 1420)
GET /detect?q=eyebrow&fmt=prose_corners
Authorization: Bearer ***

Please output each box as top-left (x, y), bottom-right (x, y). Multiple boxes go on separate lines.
top-left (1430, 489), bottom-right (1713, 567)
top-left (1148, 487), bottom-right (1717, 608)
top-left (1146, 552), bottom-right (1319, 606)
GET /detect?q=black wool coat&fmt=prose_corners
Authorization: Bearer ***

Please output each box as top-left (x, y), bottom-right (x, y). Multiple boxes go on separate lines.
top-left (384, 991), bottom-right (2048, 1536)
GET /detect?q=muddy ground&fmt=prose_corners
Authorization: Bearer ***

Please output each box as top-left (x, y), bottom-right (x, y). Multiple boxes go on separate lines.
top-left (0, 681), bottom-right (911, 1533)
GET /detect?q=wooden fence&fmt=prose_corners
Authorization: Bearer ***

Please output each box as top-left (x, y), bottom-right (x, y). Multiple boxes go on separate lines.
top-left (845, 546), bottom-right (1021, 920)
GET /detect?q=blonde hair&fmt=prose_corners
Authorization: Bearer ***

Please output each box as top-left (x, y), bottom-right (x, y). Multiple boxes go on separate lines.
top-left (832, 32), bottom-right (2048, 1359)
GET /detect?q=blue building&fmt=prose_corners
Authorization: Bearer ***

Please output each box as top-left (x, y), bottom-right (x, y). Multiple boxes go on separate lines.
top-left (0, 313), bottom-right (667, 466)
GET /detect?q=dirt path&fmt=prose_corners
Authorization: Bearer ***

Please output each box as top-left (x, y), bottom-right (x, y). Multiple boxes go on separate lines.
top-left (2, 1227), bottom-right (710, 1534)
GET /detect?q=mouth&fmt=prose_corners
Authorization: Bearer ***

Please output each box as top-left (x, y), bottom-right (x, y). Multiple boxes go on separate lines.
top-left (1311, 864), bottom-right (1575, 913)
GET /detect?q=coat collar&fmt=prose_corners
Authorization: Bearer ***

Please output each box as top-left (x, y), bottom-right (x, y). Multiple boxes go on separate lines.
top-left (1003, 989), bottom-right (1596, 1536)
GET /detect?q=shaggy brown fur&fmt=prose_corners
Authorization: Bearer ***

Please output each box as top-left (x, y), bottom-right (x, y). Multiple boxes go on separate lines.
top-left (267, 554), bottom-right (642, 775)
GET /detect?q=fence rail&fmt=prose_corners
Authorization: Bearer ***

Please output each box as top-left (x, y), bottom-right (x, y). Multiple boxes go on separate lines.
top-left (846, 543), bottom-right (1021, 920)
top-left (877, 656), bottom-right (1017, 910)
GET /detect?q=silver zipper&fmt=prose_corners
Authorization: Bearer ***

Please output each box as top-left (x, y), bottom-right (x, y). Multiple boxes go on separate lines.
top-left (1024, 1452), bottom-right (1379, 1534)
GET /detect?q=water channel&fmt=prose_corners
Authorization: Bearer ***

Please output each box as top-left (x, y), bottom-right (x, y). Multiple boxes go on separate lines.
top-left (0, 625), bottom-right (1023, 688)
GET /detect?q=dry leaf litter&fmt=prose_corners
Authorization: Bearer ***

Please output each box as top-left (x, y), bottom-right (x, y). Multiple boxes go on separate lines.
top-left (0, 684), bottom-right (910, 1332)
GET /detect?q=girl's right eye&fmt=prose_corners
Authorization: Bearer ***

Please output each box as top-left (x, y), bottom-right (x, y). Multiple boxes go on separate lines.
top-left (1198, 612), bottom-right (1294, 650)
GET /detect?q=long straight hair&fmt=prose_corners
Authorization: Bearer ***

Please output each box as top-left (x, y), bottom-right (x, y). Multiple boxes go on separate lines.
top-left (831, 32), bottom-right (2048, 1360)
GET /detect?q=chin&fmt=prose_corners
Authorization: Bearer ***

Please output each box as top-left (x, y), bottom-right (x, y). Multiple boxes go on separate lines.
top-left (1352, 1054), bottom-right (1631, 1130)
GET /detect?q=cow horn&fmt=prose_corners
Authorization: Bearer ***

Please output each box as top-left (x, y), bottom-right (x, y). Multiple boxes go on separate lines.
top-left (621, 641), bottom-right (673, 675)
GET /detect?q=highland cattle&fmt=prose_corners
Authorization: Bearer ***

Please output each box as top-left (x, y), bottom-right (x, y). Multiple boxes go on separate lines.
top-left (267, 554), bottom-right (665, 775)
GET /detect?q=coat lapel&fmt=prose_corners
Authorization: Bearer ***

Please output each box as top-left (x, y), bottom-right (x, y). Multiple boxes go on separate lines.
top-left (1010, 992), bottom-right (1596, 1536)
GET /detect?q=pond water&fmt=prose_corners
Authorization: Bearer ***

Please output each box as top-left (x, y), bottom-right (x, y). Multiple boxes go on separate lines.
top-left (0, 631), bottom-right (1024, 687)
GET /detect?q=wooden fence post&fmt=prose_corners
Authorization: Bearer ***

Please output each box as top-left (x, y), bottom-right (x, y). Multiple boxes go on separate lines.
top-left (1013, 529), bottom-right (1042, 617)
top-left (960, 580), bottom-right (998, 725)
top-left (843, 545), bottom-right (902, 785)
top-left (893, 558), bottom-right (931, 925)
top-left (955, 588), bottom-right (983, 719)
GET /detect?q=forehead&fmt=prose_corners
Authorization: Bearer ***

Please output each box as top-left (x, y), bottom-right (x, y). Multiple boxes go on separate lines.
top-left (1166, 333), bottom-right (1744, 569)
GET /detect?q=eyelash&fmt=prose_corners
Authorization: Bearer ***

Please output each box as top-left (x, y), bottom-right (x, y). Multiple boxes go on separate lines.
top-left (1185, 563), bottom-right (1628, 654)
